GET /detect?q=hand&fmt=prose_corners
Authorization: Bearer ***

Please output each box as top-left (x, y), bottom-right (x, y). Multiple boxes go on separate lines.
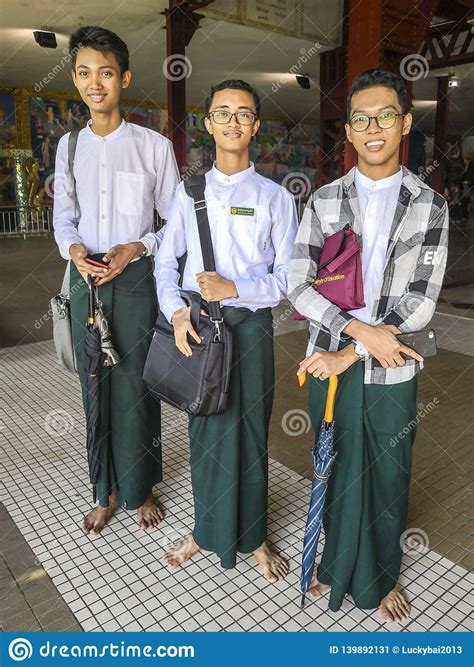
top-left (298, 345), bottom-right (359, 381)
top-left (171, 306), bottom-right (201, 357)
top-left (196, 271), bottom-right (238, 302)
top-left (69, 243), bottom-right (108, 284)
top-left (94, 242), bottom-right (145, 286)
top-left (344, 321), bottom-right (423, 368)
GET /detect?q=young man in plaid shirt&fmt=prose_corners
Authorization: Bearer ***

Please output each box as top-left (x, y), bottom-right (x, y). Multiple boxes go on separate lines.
top-left (288, 69), bottom-right (449, 623)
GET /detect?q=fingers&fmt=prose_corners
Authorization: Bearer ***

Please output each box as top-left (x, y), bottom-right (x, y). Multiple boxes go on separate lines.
top-left (76, 261), bottom-right (106, 278)
top-left (298, 354), bottom-right (320, 374)
top-left (400, 345), bottom-right (423, 362)
top-left (187, 325), bottom-right (201, 345)
top-left (175, 329), bottom-right (192, 357)
top-left (174, 322), bottom-right (201, 357)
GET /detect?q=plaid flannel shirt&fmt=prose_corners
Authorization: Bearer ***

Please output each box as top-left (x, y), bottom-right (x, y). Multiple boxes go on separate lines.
top-left (288, 166), bottom-right (449, 385)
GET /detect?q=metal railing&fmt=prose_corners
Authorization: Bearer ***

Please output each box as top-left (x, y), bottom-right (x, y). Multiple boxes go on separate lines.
top-left (0, 206), bottom-right (53, 238)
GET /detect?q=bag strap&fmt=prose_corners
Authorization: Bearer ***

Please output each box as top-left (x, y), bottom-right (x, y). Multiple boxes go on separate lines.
top-left (183, 175), bottom-right (222, 322)
top-left (325, 238), bottom-right (360, 273)
top-left (68, 130), bottom-right (80, 227)
top-left (318, 224), bottom-right (349, 271)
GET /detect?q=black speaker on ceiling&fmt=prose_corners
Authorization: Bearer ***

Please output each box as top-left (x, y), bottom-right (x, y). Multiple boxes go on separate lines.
top-left (33, 31), bottom-right (57, 49)
top-left (296, 75), bottom-right (310, 90)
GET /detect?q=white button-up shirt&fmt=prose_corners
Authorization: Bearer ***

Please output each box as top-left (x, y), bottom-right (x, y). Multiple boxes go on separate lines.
top-left (156, 162), bottom-right (298, 322)
top-left (53, 120), bottom-right (180, 259)
top-left (348, 167), bottom-right (403, 323)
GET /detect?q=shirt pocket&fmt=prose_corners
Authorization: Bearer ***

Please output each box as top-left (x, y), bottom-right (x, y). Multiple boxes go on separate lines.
top-left (115, 171), bottom-right (154, 216)
top-left (393, 231), bottom-right (425, 271)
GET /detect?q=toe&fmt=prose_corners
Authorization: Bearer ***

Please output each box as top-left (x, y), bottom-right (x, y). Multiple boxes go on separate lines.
top-left (262, 567), bottom-right (277, 583)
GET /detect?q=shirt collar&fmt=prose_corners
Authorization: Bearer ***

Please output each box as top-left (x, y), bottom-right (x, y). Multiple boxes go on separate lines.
top-left (343, 165), bottom-right (421, 198)
top-left (85, 118), bottom-right (128, 141)
top-left (210, 161), bottom-right (256, 185)
top-left (355, 166), bottom-right (403, 192)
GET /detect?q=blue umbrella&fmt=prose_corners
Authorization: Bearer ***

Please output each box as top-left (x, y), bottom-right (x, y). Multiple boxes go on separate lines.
top-left (300, 374), bottom-right (338, 608)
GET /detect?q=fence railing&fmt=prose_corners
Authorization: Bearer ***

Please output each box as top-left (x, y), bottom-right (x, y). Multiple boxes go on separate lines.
top-left (0, 206), bottom-right (53, 238)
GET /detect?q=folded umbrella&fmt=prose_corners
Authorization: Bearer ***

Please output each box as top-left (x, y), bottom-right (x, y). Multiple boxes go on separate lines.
top-left (80, 275), bottom-right (106, 502)
top-left (299, 373), bottom-right (338, 608)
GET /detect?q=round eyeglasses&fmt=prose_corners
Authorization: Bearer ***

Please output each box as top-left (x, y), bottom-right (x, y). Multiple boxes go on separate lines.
top-left (207, 110), bottom-right (258, 126)
top-left (349, 111), bottom-right (405, 132)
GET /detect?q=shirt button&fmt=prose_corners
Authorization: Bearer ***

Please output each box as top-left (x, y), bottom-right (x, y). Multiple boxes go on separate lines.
top-left (222, 205), bottom-right (226, 210)
top-left (101, 215), bottom-right (105, 219)
top-left (101, 190), bottom-right (106, 195)
top-left (101, 163), bottom-right (106, 168)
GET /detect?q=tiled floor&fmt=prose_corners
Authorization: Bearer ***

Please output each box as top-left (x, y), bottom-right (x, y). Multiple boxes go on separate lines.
top-left (0, 333), bottom-right (472, 633)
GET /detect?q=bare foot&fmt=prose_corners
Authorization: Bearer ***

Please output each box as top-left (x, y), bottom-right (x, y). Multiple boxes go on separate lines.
top-left (307, 568), bottom-right (330, 598)
top-left (162, 535), bottom-right (200, 570)
top-left (252, 542), bottom-right (289, 583)
top-left (83, 493), bottom-right (118, 535)
top-left (137, 493), bottom-right (164, 531)
top-left (379, 588), bottom-right (411, 623)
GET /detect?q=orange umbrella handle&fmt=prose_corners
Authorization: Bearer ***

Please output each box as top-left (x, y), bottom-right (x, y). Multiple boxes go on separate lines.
top-left (323, 375), bottom-right (338, 423)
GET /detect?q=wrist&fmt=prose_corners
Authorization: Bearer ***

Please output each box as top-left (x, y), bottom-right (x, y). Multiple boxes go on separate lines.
top-left (342, 344), bottom-right (360, 364)
top-left (343, 319), bottom-right (370, 339)
top-left (130, 241), bottom-right (146, 258)
top-left (228, 280), bottom-right (238, 299)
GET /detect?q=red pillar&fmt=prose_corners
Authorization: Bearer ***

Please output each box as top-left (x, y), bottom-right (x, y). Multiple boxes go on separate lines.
top-left (162, 1), bottom-right (210, 173)
top-left (164, 5), bottom-right (188, 172)
top-left (344, 0), bottom-right (384, 172)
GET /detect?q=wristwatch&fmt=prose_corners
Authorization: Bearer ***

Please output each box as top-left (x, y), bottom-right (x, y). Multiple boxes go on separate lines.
top-left (353, 340), bottom-right (370, 362)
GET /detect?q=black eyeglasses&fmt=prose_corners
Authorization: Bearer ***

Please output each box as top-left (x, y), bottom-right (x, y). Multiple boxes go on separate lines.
top-left (207, 110), bottom-right (258, 126)
top-left (349, 111), bottom-right (405, 132)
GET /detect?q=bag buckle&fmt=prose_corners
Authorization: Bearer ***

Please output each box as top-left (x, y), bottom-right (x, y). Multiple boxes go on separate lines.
top-left (211, 317), bottom-right (223, 342)
top-left (194, 199), bottom-right (207, 211)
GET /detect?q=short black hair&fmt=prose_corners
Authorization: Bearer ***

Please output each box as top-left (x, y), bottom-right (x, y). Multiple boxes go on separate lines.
top-left (205, 79), bottom-right (261, 117)
top-left (347, 68), bottom-right (410, 120)
top-left (69, 26), bottom-right (129, 75)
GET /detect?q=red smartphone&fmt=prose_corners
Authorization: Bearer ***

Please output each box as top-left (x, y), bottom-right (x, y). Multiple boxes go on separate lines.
top-left (85, 256), bottom-right (109, 270)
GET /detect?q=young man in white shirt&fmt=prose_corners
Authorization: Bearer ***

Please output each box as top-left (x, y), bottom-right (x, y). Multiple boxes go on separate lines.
top-left (288, 69), bottom-right (448, 622)
top-left (53, 26), bottom-right (179, 535)
top-left (156, 80), bottom-right (298, 581)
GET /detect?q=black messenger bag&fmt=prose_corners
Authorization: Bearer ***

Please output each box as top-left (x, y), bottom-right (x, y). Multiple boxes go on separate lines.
top-left (143, 175), bottom-right (233, 416)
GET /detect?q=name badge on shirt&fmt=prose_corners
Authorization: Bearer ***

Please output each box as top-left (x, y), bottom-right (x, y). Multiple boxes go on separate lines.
top-left (230, 206), bottom-right (255, 216)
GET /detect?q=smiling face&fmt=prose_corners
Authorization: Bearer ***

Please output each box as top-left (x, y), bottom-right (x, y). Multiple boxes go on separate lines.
top-left (72, 46), bottom-right (131, 115)
top-left (204, 88), bottom-right (260, 155)
top-left (345, 85), bottom-right (412, 177)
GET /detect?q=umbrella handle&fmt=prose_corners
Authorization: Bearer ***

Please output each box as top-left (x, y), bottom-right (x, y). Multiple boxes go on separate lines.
top-left (87, 274), bottom-right (95, 327)
top-left (323, 375), bottom-right (338, 423)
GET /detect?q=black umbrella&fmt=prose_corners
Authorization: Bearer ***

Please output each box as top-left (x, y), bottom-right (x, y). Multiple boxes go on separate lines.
top-left (80, 275), bottom-right (105, 502)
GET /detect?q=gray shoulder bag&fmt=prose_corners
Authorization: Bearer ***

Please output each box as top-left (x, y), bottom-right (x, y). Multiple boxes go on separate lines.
top-left (50, 130), bottom-right (80, 373)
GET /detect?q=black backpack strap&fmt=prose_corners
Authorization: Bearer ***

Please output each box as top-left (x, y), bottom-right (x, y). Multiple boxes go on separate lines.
top-left (184, 175), bottom-right (222, 322)
top-left (68, 130), bottom-right (80, 227)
